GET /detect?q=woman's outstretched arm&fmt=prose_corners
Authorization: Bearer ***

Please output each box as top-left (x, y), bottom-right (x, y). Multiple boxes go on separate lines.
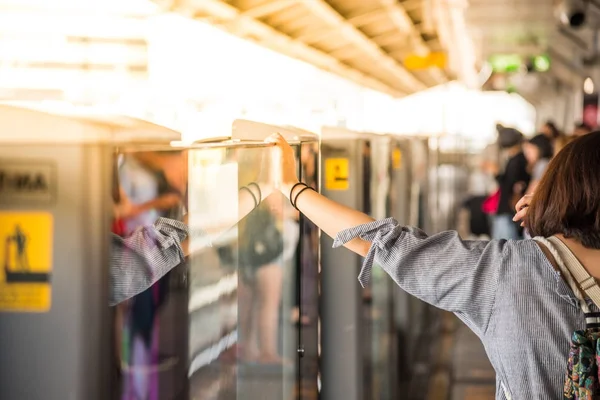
top-left (266, 134), bottom-right (374, 256)
top-left (284, 188), bottom-right (374, 257)
top-left (266, 133), bottom-right (506, 336)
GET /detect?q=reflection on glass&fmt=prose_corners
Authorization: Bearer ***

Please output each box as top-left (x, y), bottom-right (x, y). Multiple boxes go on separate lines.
top-left (113, 149), bottom-right (189, 400)
top-left (187, 145), bottom-right (294, 399)
top-left (110, 141), bottom-right (318, 399)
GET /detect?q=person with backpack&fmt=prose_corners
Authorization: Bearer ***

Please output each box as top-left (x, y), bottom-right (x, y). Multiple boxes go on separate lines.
top-left (266, 131), bottom-right (600, 399)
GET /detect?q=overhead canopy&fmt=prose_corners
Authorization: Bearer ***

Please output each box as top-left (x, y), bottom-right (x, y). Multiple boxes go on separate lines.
top-left (154, 0), bottom-right (454, 96)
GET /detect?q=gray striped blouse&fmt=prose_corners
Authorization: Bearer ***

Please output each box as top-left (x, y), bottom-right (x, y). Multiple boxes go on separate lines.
top-left (334, 218), bottom-right (591, 400)
top-left (111, 218), bottom-right (188, 306)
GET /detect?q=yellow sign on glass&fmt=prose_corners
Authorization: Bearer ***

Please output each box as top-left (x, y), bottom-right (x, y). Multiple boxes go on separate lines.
top-left (392, 149), bottom-right (402, 169)
top-left (0, 212), bottom-right (53, 312)
top-left (325, 158), bottom-right (349, 190)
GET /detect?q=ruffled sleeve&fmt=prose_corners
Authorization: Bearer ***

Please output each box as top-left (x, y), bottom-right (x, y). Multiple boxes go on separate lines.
top-left (333, 218), bottom-right (403, 287)
top-left (333, 218), bottom-right (506, 335)
top-left (110, 218), bottom-right (202, 306)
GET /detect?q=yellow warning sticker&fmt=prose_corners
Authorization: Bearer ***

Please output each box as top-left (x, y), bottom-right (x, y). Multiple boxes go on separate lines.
top-left (0, 212), bottom-right (53, 312)
top-left (392, 149), bottom-right (402, 169)
top-left (325, 158), bottom-right (349, 190)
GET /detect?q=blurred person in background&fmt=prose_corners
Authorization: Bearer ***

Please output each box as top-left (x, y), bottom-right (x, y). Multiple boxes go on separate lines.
top-left (480, 124), bottom-right (509, 182)
top-left (480, 124), bottom-right (510, 228)
top-left (554, 135), bottom-right (576, 156)
top-left (573, 122), bottom-right (592, 137)
top-left (523, 134), bottom-right (554, 194)
top-left (540, 120), bottom-right (561, 143)
top-left (491, 127), bottom-right (530, 240)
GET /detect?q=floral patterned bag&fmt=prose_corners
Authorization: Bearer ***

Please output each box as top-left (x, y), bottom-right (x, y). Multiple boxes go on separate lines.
top-left (535, 236), bottom-right (600, 399)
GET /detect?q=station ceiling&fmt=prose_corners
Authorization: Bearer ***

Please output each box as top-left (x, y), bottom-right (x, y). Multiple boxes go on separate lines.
top-left (156, 0), bottom-right (450, 97)
top-left (157, 0), bottom-right (598, 102)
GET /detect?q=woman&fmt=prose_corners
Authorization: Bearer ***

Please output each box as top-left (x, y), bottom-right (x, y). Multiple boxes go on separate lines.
top-left (265, 131), bottom-right (600, 399)
top-left (492, 127), bottom-right (530, 240)
top-left (540, 120), bottom-right (561, 141)
top-left (523, 133), bottom-right (554, 194)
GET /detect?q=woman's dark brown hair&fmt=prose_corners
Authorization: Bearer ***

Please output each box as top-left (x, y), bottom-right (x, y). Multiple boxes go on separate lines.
top-left (526, 131), bottom-right (600, 248)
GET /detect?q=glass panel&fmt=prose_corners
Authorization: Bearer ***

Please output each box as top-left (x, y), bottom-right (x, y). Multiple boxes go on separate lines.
top-left (111, 142), bottom-right (305, 400)
top-left (296, 141), bottom-right (320, 399)
top-left (113, 148), bottom-right (190, 400)
top-left (368, 140), bottom-right (394, 400)
top-left (360, 140), bottom-right (373, 399)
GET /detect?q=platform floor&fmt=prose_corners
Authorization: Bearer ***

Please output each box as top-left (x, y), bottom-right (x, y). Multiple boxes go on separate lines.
top-left (439, 313), bottom-right (495, 400)
top-left (425, 312), bottom-right (495, 400)
top-left (450, 321), bottom-right (495, 400)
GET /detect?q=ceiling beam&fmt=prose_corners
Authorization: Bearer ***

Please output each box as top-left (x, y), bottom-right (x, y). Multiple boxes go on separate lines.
top-left (399, 0), bottom-right (422, 13)
top-left (377, 0), bottom-right (447, 83)
top-left (371, 30), bottom-right (406, 47)
top-left (182, 0), bottom-right (405, 96)
top-left (345, 9), bottom-right (387, 27)
top-left (293, 27), bottom-right (340, 44)
top-left (299, 0), bottom-right (427, 92)
top-left (238, 0), bottom-right (294, 18)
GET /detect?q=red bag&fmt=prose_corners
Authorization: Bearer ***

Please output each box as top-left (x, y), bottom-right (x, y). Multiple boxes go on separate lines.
top-left (482, 189), bottom-right (500, 215)
top-left (112, 219), bottom-right (125, 236)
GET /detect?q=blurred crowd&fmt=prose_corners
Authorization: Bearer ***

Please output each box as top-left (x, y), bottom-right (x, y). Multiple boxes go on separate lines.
top-left (463, 120), bottom-right (591, 240)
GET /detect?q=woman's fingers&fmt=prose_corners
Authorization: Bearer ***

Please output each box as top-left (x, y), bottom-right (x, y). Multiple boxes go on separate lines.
top-left (265, 133), bottom-right (299, 188)
top-left (512, 207), bottom-right (528, 222)
top-left (514, 193), bottom-right (533, 212)
top-left (265, 132), bottom-right (284, 144)
top-left (513, 193), bottom-right (533, 224)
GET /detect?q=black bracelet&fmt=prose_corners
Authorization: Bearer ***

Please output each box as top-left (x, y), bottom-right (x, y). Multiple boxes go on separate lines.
top-left (240, 186), bottom-right (258, 209)
top-left (292, 186), bottom-right (314, 210)
top-left (247, 182), bottom-right (262, 204)
top-left (289, 182), bottom-right (307, 203)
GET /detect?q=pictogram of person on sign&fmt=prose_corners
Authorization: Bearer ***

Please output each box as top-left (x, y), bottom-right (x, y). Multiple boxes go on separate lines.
top-left (333, 165), bottom-right (348, 182)
top-left (8, 225), bottom-right (29, 271)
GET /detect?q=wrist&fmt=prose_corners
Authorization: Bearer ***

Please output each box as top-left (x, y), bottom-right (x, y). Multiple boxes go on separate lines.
top-left (281, 180), bottom-right (301, 200)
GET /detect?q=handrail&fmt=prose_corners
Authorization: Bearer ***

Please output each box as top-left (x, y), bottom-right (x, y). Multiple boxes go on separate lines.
top-left (117, 140), bottom-right (279, 153)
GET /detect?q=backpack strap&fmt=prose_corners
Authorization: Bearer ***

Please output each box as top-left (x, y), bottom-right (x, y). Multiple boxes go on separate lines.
top-left (547, 236), bottom-right (600, 309)
top-left (534, 236), bottom-right (600, 326)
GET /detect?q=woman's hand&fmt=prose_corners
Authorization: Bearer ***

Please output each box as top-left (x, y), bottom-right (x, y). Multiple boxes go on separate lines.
top-left (512, 194), bottom-right (533, 226)
top-left (265, 133), bottom-right (299, 199)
